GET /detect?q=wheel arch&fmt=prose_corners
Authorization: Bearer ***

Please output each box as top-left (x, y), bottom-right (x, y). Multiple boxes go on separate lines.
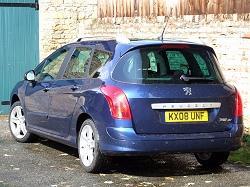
top-left (11, 94), bottom-right (20, 106)
top-left (76, 113), bottom-right (92, 144)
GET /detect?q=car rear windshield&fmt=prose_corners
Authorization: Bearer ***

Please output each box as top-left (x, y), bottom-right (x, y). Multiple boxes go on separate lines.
top-left (112, 45), bottom-right (225, 84)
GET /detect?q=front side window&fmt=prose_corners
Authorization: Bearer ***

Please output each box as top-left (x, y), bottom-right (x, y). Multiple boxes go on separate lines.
top-left (112, 46), bottom-right (224, 84)
top-left (63, 47), bottom-right (92, 79)
top-left (35, 48), bottom-right (69, 81)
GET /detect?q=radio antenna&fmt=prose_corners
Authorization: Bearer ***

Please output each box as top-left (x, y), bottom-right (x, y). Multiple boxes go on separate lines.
top-left (157, 22), bottom-right (167, 41)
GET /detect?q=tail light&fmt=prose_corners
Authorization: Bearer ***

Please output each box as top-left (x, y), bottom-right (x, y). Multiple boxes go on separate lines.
top-left (234, 87), bottom-right (243, 117)
top-left (100, 85), bottom-right (132, 120)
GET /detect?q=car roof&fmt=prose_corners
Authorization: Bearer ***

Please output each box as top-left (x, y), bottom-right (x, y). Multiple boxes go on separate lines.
top-left (67, 36), bottom-right (211, 54)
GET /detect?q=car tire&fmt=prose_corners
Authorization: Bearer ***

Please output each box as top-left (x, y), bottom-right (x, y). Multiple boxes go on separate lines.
top-left (78, 119), bottom-right (112, 173)
top-left (9, 101), bottom-right (37, 143)
top-left (194, 152), bottom-right (230, 166)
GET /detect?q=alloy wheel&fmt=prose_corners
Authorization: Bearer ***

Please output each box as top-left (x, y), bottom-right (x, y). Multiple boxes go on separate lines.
top-left (9, 105), bottom-right (27, 139)
top-left (79, 124), bottom-right (95, 167)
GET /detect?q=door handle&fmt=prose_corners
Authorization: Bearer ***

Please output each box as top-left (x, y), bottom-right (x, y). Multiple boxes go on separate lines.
top-left (43, 86), bottom-right (51, 92)
top-left (71, 85), bottom-right (79, 91)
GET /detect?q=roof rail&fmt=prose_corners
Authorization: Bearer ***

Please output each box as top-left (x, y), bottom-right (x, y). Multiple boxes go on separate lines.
top-left (161, 37), bottom-right (205, 45)
top-left (71, 35), bottom-right (130, 44)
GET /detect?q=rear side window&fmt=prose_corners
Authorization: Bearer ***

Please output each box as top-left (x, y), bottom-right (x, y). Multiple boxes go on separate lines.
top-left (88, 50), bottom-right (112, 78)
top-left (63, 47), bottom-right (92, 79)
top-left (112, 46), bottom-right (225, 84)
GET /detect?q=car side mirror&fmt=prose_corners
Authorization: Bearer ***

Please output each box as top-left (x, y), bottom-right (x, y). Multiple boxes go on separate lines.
top-left (24, 70), bottom-right (36, 87)
top-left (24, 70), bottom-right (35, 81)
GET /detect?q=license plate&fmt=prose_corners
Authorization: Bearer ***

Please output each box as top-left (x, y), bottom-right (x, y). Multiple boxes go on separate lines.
top-left (165, 110), bottom-right (208, 122)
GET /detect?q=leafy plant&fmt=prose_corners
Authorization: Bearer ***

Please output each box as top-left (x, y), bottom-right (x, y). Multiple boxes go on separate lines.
top-left (228, 134), bottom-right (250, 165)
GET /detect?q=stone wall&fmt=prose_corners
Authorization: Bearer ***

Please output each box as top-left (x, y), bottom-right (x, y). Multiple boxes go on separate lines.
top-left (39, 0), bottom-right (97, 58)
top-left (39, 1), bottom-right (250, 129)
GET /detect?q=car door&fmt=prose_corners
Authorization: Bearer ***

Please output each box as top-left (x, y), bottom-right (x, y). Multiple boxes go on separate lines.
top-left (25, 47), bottom-right (70, 130)
top-left (46, 46), bottom-right (95, 137)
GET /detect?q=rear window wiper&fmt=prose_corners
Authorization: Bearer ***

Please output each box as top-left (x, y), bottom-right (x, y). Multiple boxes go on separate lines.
top-left (180, 75), bottom-right (214, 82)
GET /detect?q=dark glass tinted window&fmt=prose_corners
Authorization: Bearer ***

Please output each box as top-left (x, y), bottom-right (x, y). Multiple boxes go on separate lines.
top-left (88, 50), bottom-right (112, 78)
top-left (112, 46), bottom-right (224, 84)
top-left (63, 47), bottom-right (92, 79)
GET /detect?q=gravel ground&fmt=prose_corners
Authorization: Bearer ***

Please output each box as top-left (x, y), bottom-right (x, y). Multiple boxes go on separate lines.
top-left (1, 115), bottom-right (250, 187)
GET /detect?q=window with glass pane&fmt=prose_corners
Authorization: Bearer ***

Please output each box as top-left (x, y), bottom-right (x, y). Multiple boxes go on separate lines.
top-left (38, 48), bottom-right (69, 81)
top-left (167, 51), bottom-right (189, 74)
top-left (63, 47), bottom-right (92, 79)
top-left (88, 50), bottom-right (112, 78)
top-left (112, 47), bottom-right (222, 84)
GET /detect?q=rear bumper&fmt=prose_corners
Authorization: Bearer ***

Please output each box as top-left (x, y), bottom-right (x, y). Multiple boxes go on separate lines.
top-left (100, 124), bottom-right (244, 155)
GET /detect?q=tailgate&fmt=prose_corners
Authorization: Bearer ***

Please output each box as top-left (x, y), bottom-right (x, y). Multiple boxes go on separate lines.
top-left (118, 83), bottom-right (235, 134)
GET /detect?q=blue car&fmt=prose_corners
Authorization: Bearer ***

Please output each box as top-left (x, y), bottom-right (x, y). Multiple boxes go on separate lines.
top-left (8, 36), bottom-right (244, 173)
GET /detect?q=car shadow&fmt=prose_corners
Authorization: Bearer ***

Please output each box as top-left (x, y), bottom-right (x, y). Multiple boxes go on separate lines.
top-left (37, 138), bottom-right (229, 177)
top-left (37, 137), bottom-right (79, 157)
top-left (108, 155), bottom-right (227, 177)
